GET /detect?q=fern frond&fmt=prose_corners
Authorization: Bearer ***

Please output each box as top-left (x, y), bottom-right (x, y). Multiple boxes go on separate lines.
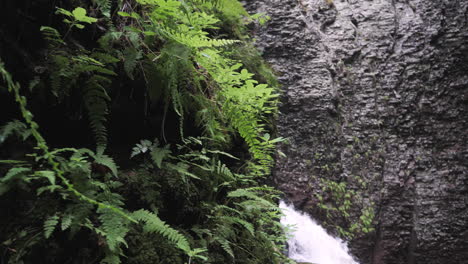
top-left (123, 47), bottom-right (142, 80)
top-left (101, 253), bottom-right (121, 264)
top-left (61, 214), bottom-right (73, 231)
top-left (215, 237), bottom-right (234, 258)
top-left (83, 75), bottom-right (111, 153)
top-left (218, 216), bottom-right (254, 235)
top-left (163, 27), bottom-right (239, 48)
top-left (0, 167), bottom-right (31, 195)
top-left (0, 120), bottom-right (30, 144)
top-left (40, 26), bottom-right (64, 48)
top-left (227, 188), bottom-right (276, 209)
top-left (132, 209), bottom-right (191, 253)
top-left (94, 153), bottom-right (118, 176)
top-left (98, 208), bottom-right (130, 252)
top-left (92, 0), bottom-right (112, 17)
top-left (44, 214), bottom-right (60, 238)
top-left (150, 144), bottom-right (172, 168)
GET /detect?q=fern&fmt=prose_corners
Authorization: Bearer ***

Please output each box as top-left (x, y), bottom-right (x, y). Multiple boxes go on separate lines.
top-left (215, 237), bottom-right (234, 258)
top-left (92, 0), bottom-right (112, 17)
top-left (61, 214), bottom-right (73, 231)
top-left (83, 75), bottom-right (111, 153)
top-left (227, 188), bottom-right (277, 209)
top-left (40, 26), bottom-right (65, 48)
top-left (150, 144), bottom-right (172, 169)
top-left (218, 215), bottom-right (254, 235)
top-left (44, 215), bottom-right (60, 238)
top-left (0, 167), bottom-right (31, 195)
top-left (0, 120), bottom-right (30, 144)
top-left (122, 47), bottom-right (142, 80)
top-left (97, 208), bottom-right (130, 252)
top-left (94, 153), bottom-right (119, 176)
top-left (130, 139), bottom-right (154, 158)
top-left (132, 209), bottom-right (191, 253)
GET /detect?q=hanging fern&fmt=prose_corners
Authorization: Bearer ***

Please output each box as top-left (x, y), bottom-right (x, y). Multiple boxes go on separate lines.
top-left (83, 75), bottom-right (111, 153)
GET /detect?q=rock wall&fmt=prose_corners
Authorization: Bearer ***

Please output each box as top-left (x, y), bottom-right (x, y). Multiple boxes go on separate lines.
top-left (245, 0), bottom-right (468, 263)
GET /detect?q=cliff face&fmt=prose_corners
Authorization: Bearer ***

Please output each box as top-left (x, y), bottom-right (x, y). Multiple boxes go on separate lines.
top-left (245, 0), bottom-right (468, 263)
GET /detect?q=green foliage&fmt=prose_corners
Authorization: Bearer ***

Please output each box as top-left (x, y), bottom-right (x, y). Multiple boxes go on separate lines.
top-left (0, 0), bottom-right (289, 263)
top-left (56, 7), bottom-right (98, 29)
top-left (0, 120), bottom-right (31, 144)
top-left (44, 215), bottom-right (60, 239)
top-left (132, 209), bottom-right (190, 252)
top-left (316, 178), bottom-right (375, 238)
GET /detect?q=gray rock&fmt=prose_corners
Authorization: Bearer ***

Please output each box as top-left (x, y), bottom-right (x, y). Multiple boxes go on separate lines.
top-left (245, 0), bottom-right (468, 263)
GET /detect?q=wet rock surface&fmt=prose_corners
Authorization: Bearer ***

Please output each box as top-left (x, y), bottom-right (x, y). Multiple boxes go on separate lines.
top-left (245, 0), bottom-right (468, 263)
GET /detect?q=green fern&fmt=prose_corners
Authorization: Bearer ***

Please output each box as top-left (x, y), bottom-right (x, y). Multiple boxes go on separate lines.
top-left (0, 120), bottom-right (30, 144)
top-left (92, 0), bottom-right (112, 17)
top-left (218, 215), bottom-right (254, 235)
top-left (93, 153), bottom-right (118, 176)
top-left (150, 144), bottom-right (172, 169)
top-left (40, 26), bottom-right (65, 47)
top-left (97, 208), bottom-right (130, 252)
top-left (123, 47), bottom-right (142, 80)
top-left (132, 209), bottom-right (191, 253)
top-left (61, 214), bottom-right (73, 231)
top-left (0, 167), bottom-right (31, 195)
top-left (83, 75), bottom-right (111, 153)
top-left (215, 237), bottom-right (234, 258)
top-left (44, 215), bottom-right (60, 238)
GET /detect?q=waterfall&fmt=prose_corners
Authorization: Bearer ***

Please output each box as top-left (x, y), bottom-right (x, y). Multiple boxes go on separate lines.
top-left (279, 201), bottom-right (359, 264)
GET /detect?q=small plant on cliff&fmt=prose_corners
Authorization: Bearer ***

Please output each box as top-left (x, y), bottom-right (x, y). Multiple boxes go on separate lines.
top-left (316, 178), bottom-right (375, 238)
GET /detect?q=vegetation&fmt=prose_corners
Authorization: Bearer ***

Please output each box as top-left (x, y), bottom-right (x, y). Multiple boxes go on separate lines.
top-left (0, 0), bottom-right (290, 263)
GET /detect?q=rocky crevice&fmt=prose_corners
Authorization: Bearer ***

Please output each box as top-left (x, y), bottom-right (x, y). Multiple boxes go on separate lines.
top-left (245, 0), bottom-right (468, 263)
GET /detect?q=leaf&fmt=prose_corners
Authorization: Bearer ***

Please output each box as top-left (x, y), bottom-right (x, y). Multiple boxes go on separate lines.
top-left (150, 145), bottom-right (171, 168)
top-left (61, 214), bottom-right (73, 231)
top-left (44, 215), bottom-right (60, 238)
top-left (94, 154), bottom-right (118, 177)
top-left (35, 170), bottom-right (56, 185)
top-left (0, 160), bottom-right (28, 164)
top-left (56, 8), bottom-right (73, 17)
top-left (132, 209), bottom-right (191, 253)
top-left (2, 167), bottom-right (31, 182)
top-left (123, 47), bottom-right (142, 80)
top-left (118, 11), bottom-right (141, 19)
top-left (72, 7), bottom-right (98, 24)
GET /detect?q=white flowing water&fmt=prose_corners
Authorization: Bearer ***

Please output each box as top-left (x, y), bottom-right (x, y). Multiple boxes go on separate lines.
top-left (279, 201), bottom-right (359, 264)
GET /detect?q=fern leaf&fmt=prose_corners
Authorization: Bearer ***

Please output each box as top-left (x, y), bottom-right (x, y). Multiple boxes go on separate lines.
top-left (0, 167), bottom-right (31, 195)
top-left (94, 153), bottom-right (118, 176)
top-left (130, 139), bottom-right (153, 158)
top-left (40, 26), bottom-right (64, 47)
top-left (92, 0), bottom-right (112, 17)
top-left (132, 209), bottom-right (191, 253)
top-left (1, 167), bottom-right (30, 182)
top-left (227, 188), bottom-right (276, 209)
top-left (98, 208), bottom-right (130, 252)
top-left (61, 214), bottom-right (73, 231)
top-left (101, 253), bottom-right (121, 264)
top-left (123, 47), bottom-right (142, 80)
top-left (0, 120), bottom-right (30, 144)
top-left (150, 145), bottom-right (171, 168)
top-left (83, 75), bottom-right (110, 152)
top-left (44, 215), bottom-right (60, 238)
top-left (215, 237), bottom-right (234, 258)
top-left (218, 216), bottom-right (254, 235)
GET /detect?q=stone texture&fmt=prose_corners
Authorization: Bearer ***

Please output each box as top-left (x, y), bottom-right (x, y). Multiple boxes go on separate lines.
top-left (245, 0), bottom-right (468, 263)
